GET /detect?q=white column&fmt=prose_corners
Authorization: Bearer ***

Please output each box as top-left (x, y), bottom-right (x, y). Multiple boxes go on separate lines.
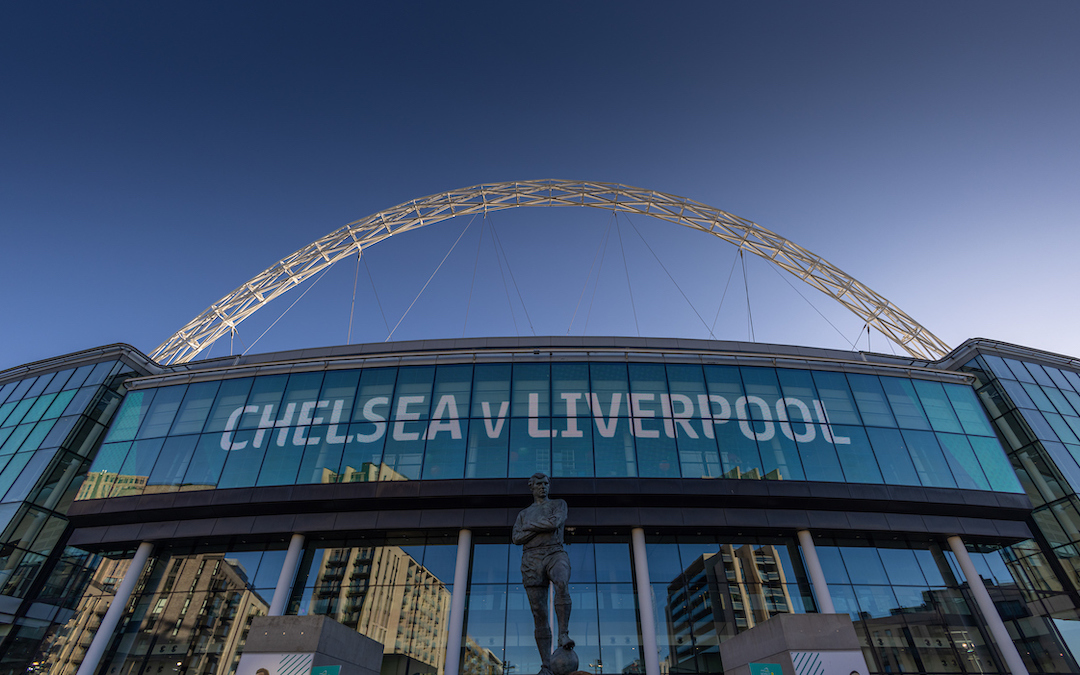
top-left (444, 528), bottom-right (472, 675)
top-left (269, 533), bottom-right (306, 616)
top-left (76, 541), bottom-right (154, 675)
top-left (797, 529), bottom-right (835, 614)
top-left (630, 528), bottom-right (661, 675)
top-left (947, 535), bottom-right (1030, 675)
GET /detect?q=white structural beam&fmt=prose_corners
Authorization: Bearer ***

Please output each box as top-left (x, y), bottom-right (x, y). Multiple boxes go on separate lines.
top-left (150, 180), bottom-right (950, 364)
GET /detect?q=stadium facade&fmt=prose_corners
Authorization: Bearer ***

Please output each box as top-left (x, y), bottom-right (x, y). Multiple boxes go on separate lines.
top-left (2, 181), bottom-right (1080, 675)
top-left (1, 335), bottom-right (1080, 675)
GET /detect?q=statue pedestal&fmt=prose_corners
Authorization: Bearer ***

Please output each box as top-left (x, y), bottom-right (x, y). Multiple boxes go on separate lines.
top-left (718, 613), bottom-right (869, 675)
top-left (237, 615), bottom-right (384, 675)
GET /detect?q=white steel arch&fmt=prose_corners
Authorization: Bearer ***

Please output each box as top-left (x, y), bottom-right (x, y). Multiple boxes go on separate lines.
top-left (151, 180), bottom-right (950, 364)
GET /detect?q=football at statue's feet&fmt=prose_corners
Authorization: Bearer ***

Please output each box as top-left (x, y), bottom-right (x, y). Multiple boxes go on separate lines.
top-left (549, 647), bottom-right (579, 675)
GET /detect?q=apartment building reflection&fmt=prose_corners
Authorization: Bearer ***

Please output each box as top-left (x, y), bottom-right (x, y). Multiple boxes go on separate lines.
top-left (665, 545), bottom-right (793, 673)
top-left (308, 544), bottom-right (452, 675)
top-left (39, 553), bottom-right (269, 675)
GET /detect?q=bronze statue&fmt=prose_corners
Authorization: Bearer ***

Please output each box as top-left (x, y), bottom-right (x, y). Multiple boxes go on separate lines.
top-left (512, 472), bottom-right (577, 675)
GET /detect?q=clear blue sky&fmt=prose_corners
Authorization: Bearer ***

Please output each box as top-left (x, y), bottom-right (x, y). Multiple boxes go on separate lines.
top-left (2, 2), bottom-right (1079, 370)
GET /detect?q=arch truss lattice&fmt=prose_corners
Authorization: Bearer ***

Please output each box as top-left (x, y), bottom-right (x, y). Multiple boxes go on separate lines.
top-left (150, 180), bottom-right (950, 364)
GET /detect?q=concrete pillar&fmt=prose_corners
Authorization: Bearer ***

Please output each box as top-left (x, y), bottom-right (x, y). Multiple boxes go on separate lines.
top-left (947, 535), bottom-right (1029, 675)
top-left (269, 533), bottom-right (306, 616)
top-left (797, 529), bottom-right (835, 614)
top-left (76, 541), bottom-right (154, 675)
top-left (630, 528), bottom-right (661, 675)
top-left (443, 528), bottom-right (472, 675)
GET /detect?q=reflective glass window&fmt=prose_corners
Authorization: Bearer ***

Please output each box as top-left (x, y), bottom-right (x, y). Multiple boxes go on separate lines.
top-left (1003, 358), bottom-right (1037, 383)
top-left (666, 364), bottom-right (708, 418)
top-left (63, 364), bottom-right (95, 391)
top-left (509, 416), bottom-right (550, 478)
top-left (796, 424), bottom-right (843, 482)
top-left (593, 416), bottom-right (636, 477)
top-left (466, 409), bottom-right (509, 478)
top-left (831, 425), bottom-right (884, 484)
top-left (880, 377), bottom-right (931, 430)
top-left (22, 394), bottom-right (58, 425)
top-left (1022, 381), bottom-right (1057, 413)
top-left (847, 374), bottom-right (896, 428)
top-left (146, 435), bottom-right (199, 493)
top-left (471, 363), bottom-right (511, 418)
top-left (900, 429), bottom-right (956, 488)
top-left (703, 364), bottom-right (744, 402)
top-left (202, 378), bottom-right (255, 433)
top-left (178, 435), bottom-right (228, 490)
top-left (167, 381), bottom-right (220, 436)
top-left (339, 422), bottom-right (387, 481)
top-left (913, 380), bottom-right (963, 433)
top-left (0, 382), bottom-right (17, 404)
top-left (2, 399), bottom-right (36, 429)
top-left (1044, 386), bottom-right (1078, 417)
top-left (512, 363), bottom-right (550, 417)
top-left (810, 371), bottom-right (861, 425)
top-left (552, 363), bottom-right (589, 417)
top-left (969, 436), bottom-right (1023, 492)
top-left (936, 433), bottom-right (991, 491)
top-left (7, 378), bottom-right (35, 403)
top-left (999, 378), bottom-right (1036, 410)
top-left (422, 417), bottom-right (468, 480)
top-left (716, 419), bottom-right (761, 479)
top-left (114, 438), bottom-right (166, 495)
top-left (24, 374), bottom-right (53, 399)
top-left (317, 370), bottom-right (360, 427)
top-left (42, 390), bottom-right (77, 420)
top-left (740, 367), bottom-right (783, 413)
top-left (239, 375), bottom-right (288, 430)
top-left (552, 414), bottom-right (593, 478)
top-left (674, 422), bottom-right (721, 479)
top-left (296, 425), bottom-right (347, 483)
top-left (1, 425), bottom-right (36, 457)
top-left (635, 431), bottom-right (678, 478)
top-left (866, 427), bottom-right (920, 486)
top-left (1027, 363), bottom-right (1056, 387)
top-left (0, 401), bottom-right (16, 427)
top-left (757, 432), bottom-right (804, 481)
top-left (135, 385), bottom-right (187, 439)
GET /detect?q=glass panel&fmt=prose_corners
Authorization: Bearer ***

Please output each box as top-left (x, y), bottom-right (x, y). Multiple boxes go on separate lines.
top-left (880, 377), bottom-right (931, 430)
top-left (716, 418), bottom-right (762, 479)
top-left (936, 433), bottom-right (991, 491)
top-left (24, 374), bottom-right (53, 398)
top-left (999, 378), bottom-right (1036, 411)
top-left (472, 363), bottom-right (511, 419)
top-left (757, 431), bottom-right (804, 481)
top-left (296, 425), bottom-right (347, 483)
top-left (810, 371), bottom-right (861, 425)
top-left (832, 425), bottom-right (884, 484)
top-left (113, 438), bottom-right (166, 496)
top-left (180, 434), bottom-right (229, 490)
top-left (552, 414), bottom-right (593, 478)
top-left (239, 375), bottom-right (288, 430)
top-left (666, 364), bottom-right (708, 418)
top-left (740, 367), bottom-right (783, 412)
top-left (847, 374), bottom-right (896, 428)
top-left (1003, 358), bottom-right (1037, 383)
top-left (1022, 382), bottom-right (1057, 413)
top-left (202, 378), bottom-right (255, 433)
top-left (339, 421), bottom-right (387, 481)
top-left (866, 427), bottom-right (919, 486)
top-left (423, 417), bottom-right (468, 480)
top-left (969, 436), bottom-right (1023, 492)
top-left (797, 423), bottom-right (844, 482)
top-left (913, 380), bottom-right (963, 434)
top-left (593, 417), bottom-right (636, 478)
top-left (41, 369), bottom-right (74, 395)
top-left (42, 390), bottom-right (77, 420)
top-left (168, 381), bottom-right (221, 435)
top-left (901, 429), bottom-right (956, 488)
top-left (135, 385), bottom-right (187, 439)
top-left (145, 435), bottom-right (200, 494)
top-left (508, 417), bottom-right (550, 478)
top-left (62, 364), bottom-right (95, 391)
top-left (2, 399), bottom-right (36, 429)
top-left (512, 363), bottom-right (550, 418)
top-left (466, 409), bottom-right (509, 479)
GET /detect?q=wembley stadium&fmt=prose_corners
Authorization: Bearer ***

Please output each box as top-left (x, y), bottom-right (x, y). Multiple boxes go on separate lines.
top-left (1, 182), bottom-right (1078, 675)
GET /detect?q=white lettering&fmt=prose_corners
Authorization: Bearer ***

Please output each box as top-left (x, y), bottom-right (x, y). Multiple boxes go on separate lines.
top-left (698, 394), bottom-right (731, 440)
top-left (424, 394), bottom-right (462, 440)
top-left (669, 394), bottom-right (698, 439)
top-left (393, 396), bottom-right (426, 441)
top-left (355, 397), bottom-right (389, 443)
top-left (326, 399), bottom-right (348, 444)
top-left (275, 403), bottom-right (298, 447)
top-left (776, 398), bottom-right (815, 443)
top-left (813, 400), bottom-right (850, 445)
top-left (293, 401), bottom-right (323, 446)
top-left (528, 393), bottom-right (554, 438)
top-left (221, 405), bottom-right (259, 451)
top-left (561, 393), bottom-right (584, 438)
top-left (481, 401), bottom-right (510, 437)
top-left (590, 393), bottom-right (622, 438)
top-left (737, 396), bottom-right (775, 441)
top-left (631, 393), bottom-right (659, 438)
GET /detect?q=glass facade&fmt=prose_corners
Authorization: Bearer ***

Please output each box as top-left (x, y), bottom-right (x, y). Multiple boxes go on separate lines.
top-left (81, 362), bottom-right (1018, 495)
top-left (0, 356), bottom-right (146, 671)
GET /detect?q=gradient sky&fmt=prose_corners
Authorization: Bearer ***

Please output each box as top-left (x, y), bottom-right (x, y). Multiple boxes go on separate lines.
top-left (2, 2), bottom-right (1079, 371)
